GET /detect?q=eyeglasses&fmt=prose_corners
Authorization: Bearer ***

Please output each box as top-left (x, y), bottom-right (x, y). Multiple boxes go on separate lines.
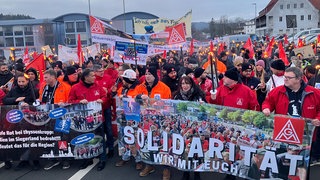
top-left (284, 76), bottom-right (296, 80)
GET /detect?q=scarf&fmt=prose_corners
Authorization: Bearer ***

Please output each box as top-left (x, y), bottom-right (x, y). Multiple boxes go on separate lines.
top-left (180, 87), bottom-right (194, 101)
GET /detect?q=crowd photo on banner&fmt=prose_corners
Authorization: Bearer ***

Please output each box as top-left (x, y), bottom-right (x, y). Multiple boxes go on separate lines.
top-left (1, 9), bottom-right (320, 180)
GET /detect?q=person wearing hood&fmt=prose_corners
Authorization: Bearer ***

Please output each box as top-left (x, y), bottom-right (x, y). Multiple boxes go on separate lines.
top-left (193, 67), bottom-right (212, 102)
top-left (26, 68), bottom-right (40, 90)
top-left (161, 64), bottom-right (179, 96)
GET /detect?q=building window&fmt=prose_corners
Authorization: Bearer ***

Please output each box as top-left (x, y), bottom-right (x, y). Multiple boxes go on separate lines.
top-left (65, 34), bottom-right (76, 46)
top-left (44, 25), bottom-right (53, 33)
top-left (65, 22), bottom-right (75, 33)
top-left (294, 4), bottom-right (297, 8)
top-left (300, 3), bottom-right (304, 8)
top-left (0, 37), bottom-right (4, 47)
top-left (76, 21), bottom-right (86, 32)
top-left (5, 37), bottom-right (14, 46)
top-left (287, 4), bottom-right (290, 9)
top-left (24, 26), bottom-right (33, 35)
top-left (4, 26), bottom-right (13, 36)
top-left (308, 15), bottom-right (312, 20)
top-left (280, 4), bottom-right (283, 9)
top-left (301, 15), bottom-right (304, 21)
top-left (15, 37), bottom-right (24, 47)
top-left (25, 36), bottom-right (34, 46)
top-left (0, 31), bottom-right (3, 36)
top-left (279, 17), bottom-right (283, 22)
top-left (279, 29), bottom-right (283, 33)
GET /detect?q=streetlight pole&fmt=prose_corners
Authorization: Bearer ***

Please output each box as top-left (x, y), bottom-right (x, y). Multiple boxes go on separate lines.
top-left (123, 0), bottom-right (126, 32)
top-left (252, 3), bottom-right (257, 34)
top-left (88, 0), bottom-right (91, 15)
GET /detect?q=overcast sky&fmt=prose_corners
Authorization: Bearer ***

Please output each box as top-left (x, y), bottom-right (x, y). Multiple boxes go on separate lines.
top-left (1, 0), bottom-right (270, 22)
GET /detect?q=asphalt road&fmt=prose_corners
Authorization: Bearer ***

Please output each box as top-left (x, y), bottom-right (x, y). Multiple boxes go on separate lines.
top-left (1, 147), bottom-right (319, 180)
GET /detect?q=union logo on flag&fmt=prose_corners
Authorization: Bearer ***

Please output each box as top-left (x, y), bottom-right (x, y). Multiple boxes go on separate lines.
top-left (90, 16), bottom-right (105, 34)
top-left (165, 23), bottom-right (186, 45)
top-left (273, 116), bottom-right (305, 145)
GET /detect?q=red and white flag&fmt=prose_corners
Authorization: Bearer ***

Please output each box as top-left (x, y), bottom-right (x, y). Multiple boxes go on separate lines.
top-left (165, 23), bottom-right (186, 45)
top-left (89, 15), bottom-right (105, 34)
top-left (77, 34), bottom-right (85, 67)
top-left (23, 46), bottom-right (30, 64)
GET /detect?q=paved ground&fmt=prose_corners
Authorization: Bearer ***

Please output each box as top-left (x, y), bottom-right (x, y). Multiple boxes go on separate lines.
top-left (0, 146), bottom-right (319, 180)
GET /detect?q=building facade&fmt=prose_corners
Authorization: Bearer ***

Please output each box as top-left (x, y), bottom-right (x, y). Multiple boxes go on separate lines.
top-left (256, 0), bottom-right (320, 37)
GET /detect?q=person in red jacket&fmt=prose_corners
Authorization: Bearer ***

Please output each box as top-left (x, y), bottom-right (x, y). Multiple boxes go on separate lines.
top-left (209, 68), bottom-right (259, 111)
top-left (93, 64), bottom-right (115, 158)
top-left (68, 69), bottom-right (108, 171)
top-left (262, 67), bottom-right (320, 166)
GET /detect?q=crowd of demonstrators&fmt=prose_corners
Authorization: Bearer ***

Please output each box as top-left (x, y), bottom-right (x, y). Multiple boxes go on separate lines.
top-left (0, 39), bottom-right (320, 179)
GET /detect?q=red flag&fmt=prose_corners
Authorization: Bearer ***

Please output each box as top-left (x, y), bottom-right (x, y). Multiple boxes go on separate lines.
top-left (283, 34), bottom-right (289, 45)
top-left (264, 37), bottom-right (275, 58)
top-left (31, 51), bottom-right (38, 60)
top-left (25, 53), bottom-right (45, 71)
top-left (278, 42), bottom-right (289, 66)
top-left (210, 41), bottom-right (214, 53)
top-left (23, 46), bottom-right (30, 65)
top-left (162, 50), bottom-right (167, 59)
top-left (77, 34), bottom-right (85, 67)
top-left (297, 38), bottom-right (304, 48)
top-left (217, 42), bottom-right (224, 55)
top-left (165, 23), bottom-right (186, 45)
top-left (317, 34), bottom-right (320, 46)
top-left (89, 15), bottom-right (105, 34)
top-left (243, 38), bottom-right (254, 59)
top-left (189, 39), bottom-right (194, 56)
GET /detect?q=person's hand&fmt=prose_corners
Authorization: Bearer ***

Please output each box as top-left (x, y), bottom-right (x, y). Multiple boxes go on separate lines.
top-left (262, 108), bottom-right (271, 116)
top-left (96, 99), bottom-right (103, 103)
top-left (210, 90), bottom-right (217, 100)
top-left (141, 95), bottom-right (149, 100)
top-left (16, 97), bottom-right (26, 102)
top-left (312, 119), bottom-right (320, 126)
top-left (80, 99), bottom-right (88, 104)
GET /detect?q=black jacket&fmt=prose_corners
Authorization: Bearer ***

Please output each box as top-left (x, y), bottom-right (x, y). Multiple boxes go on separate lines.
top-left (3, 83), bottom-right (39, 105)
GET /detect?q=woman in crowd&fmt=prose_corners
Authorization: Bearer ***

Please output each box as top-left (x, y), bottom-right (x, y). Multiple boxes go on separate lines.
top-left (26, 68), bottom-right (40, 90)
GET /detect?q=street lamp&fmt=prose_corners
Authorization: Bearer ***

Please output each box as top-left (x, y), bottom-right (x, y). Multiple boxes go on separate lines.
top-left (252, 3), bottom-right (257, 35)
top-left (123, 0), bottom-right (126, 32)
top-left (88, 0), bottom-right (91, 15)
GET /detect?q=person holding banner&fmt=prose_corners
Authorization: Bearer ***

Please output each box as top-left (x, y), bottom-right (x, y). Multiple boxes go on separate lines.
top-left (68, 68), bottom-right (108, 171)
top-left (134, 66), bottom-right (171, 177)
top-left (40, 69), bottom-right (72, 170)
top-left (171, 75), bottom-right (207, 180)
top-left (209, 68), bottom-right (259, 111)
top-left (3, 74), bottom-right (40, 170)
top-left (262, 67), bottom-right (320, 168)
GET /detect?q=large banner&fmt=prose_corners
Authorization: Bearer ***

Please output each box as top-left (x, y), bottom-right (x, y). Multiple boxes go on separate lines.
top-left (117, 98), bottom-right (314, 180)
top-left (133, 10), bottom-right (192, 38)
top-left (58, 44), bottom-right (101, 63)
top-left (0, 102), bottom-right (104, 161)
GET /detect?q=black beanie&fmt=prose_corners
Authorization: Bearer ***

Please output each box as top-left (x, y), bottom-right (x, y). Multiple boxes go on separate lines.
top-left (65, 66), bottom-right (77, 75)
top-left (271, 60), bottom-right (285, 71)
top-left (194, 67), bottom-right (205, 78)
top-left (185, 68), bottom-right (193, 76)
top-left (146, 66), bottom-right (158, 80)
top-left (53, 61), bottom-right (63, 69)
top-left (224, 68), bottom-right (239, 81)
top-left (241, 63), bottom-right (253, 72)
top-left (14, 63), bottom-right (24, 72)
top-left (166, 65), bottom-right (176, 74)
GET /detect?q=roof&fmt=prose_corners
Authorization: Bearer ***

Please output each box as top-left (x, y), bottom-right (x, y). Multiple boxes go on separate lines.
top-left (0, 18), bottom-right (53, 26)
top-left (309, 0), bottom-right (320, 10)
top-left (258, 0), bottom-right (320, 17)
top-left (112, 11), bottom-right (158, 21)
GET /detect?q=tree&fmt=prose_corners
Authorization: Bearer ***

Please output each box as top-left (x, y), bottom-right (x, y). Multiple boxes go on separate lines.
top-left (199, 105), bottom-right (206, 112)
top-left (209, 108), bottom-right (218, 116)
top-left (177, 103), bottom-right (188, 112)
top-left (242, 110), bottom-right (258, 124)
top-left (219, 108), bottom-right (228, 119)
top-left (253, 113), bottom-right (267, 128)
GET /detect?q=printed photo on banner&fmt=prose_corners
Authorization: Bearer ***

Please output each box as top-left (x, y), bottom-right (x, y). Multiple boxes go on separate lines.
top-left (116, 97), bottom-right (314, 180)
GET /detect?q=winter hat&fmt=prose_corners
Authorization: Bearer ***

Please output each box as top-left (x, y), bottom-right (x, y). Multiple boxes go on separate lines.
top-left (224, 68), bottom-right (239, 81)
top-left (241, 63), bottom-right (253, 71)
top-left (146, 66), bottom-right (158, 80)
top-left (53, 61), bottom-right (63, 69)
top-left (166, 64), bottom-right (176, 74)
top-left (194, 67), bottom-right (205, 78)
top-left (233, 56), bottom-right (244, 66)
top-left (271, 60), bottom-right (285, 71)
top-left (256, 60), bottom-right (265, 68)
top-left (185, 68), bottom-right (193, 76)
top-left (13, 63), bottom-right (24, 72)
top-left (65, 66), bottom-right (77, 76)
